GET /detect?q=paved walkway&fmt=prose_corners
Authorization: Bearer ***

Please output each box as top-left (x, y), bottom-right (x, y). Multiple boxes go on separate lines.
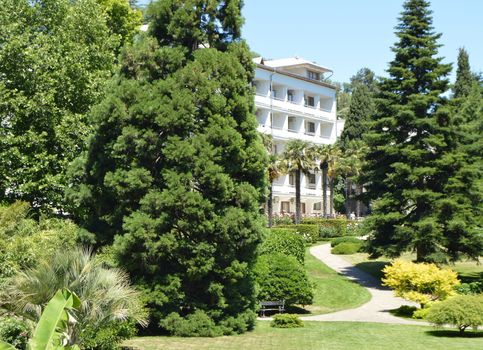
top-left (299, 243), bottom-right (427, 325)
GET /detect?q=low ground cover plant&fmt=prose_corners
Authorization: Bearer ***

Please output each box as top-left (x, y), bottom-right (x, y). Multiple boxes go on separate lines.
top-left (270, 314), bottom-right (303, 328)
top-left (276, 224), bottom-right (319, 243)
top-left (331, 242), bottom-right (363, 255)
top-left (331, 236), bottom-right (361, 247)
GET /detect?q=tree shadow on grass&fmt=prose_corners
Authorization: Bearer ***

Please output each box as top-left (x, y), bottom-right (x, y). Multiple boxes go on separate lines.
top-left (285, 305), bottom-right (311, 314)
top-left (353, 261), bottom-right (388, 281)
top-left (426, 330), bottom-right (483, 338)
top-left (458, 271), bottom-right (483, 284)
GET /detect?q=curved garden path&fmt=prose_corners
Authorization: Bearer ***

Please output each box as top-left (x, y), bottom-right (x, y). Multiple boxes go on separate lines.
top-left (299, 243), bottom-right (427, 325)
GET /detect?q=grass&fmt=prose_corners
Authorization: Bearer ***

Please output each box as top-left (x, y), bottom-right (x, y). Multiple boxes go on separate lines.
top-left (343, 252), bottom-right (482, 284)
top-left (123, 321), bottom-right (483, 350)
top-left (298, 246), bottom-right (371, 315)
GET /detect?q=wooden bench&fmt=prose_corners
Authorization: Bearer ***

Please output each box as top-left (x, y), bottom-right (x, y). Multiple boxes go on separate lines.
top-left (259, 300), bottom-right (285, 317)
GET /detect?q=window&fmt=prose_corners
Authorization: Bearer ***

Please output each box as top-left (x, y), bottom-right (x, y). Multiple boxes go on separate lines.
top-left (304, 95), bottom-right (315, 107)
top-left (288, 117), bottom-right (296, 132)
top-left (271, 89), bottom-right (278, 98)
top-left (301, 203), bottom-right (306, 214)
top-left (281, 201), bottom-right (290, 213)
top-left (273, 144), bottom-right (278, 155)
top-left (308, 173), bottom-right (316, 185)
top-left (288, 172), bottom-right (295, 186)
top-left (287, 90), bottom-right (294, 102)
top-left (306, 121), bottom-right (315, 134)
top-left (308, 70), bottom-right (320, 80)
top-left (313, 202), bottom-right (322, 210)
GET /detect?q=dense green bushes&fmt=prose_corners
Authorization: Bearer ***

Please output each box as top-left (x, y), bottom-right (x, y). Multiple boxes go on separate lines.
top-left (270, 314), bottom-right (303, 328)
top-left (276, 224), bottom-right (319, 243)
top-left (426, 295), bottom-right (483, 333)
top-left (254, 253), bottom-right (313, 307)
top-left (331, 242), bottom-right (363, 255)
top-left (79, 320), bottom-right (137, 350)
top-left (261, 229), bottom-right (305, 264)
top-left (331, 236), bottom-right (362, 247)
top-left (0, 316), bottom-right (31, 350)
top-left (301, 218), bottom-right (348, 236)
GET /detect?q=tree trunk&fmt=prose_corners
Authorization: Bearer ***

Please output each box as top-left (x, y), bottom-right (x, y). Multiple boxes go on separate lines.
top-left (329, 176), bottom-right (334, 217)
top-left (345, 178), bottom-right (351, 219)
top-left (295, 168), bottom-right (301, 224)
top-left (356, 184), bottom-right (362, 218)
top-left (322, 166), bottom-right (328, 218)
top-left (268, 181), bottom-right (273, 228)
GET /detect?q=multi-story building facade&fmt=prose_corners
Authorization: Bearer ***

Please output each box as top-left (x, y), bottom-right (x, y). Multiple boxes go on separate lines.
top-left (253, 57), bottom-right (343, 216)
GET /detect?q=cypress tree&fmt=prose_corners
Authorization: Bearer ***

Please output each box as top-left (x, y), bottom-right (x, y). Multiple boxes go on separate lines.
top-left (364, 0), bottom-right (453, 262)
top-left (453, 47), bottom-right (473, 99)
top-left (68, 0), bottom-right (267, 334)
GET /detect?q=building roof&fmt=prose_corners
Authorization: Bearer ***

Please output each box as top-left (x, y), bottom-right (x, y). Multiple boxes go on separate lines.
top-left (262, 57), bottom-right (332, 73)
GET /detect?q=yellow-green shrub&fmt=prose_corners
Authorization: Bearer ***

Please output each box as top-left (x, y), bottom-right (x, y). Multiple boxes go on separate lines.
top-left (382, 259), bottom-right (460, 306)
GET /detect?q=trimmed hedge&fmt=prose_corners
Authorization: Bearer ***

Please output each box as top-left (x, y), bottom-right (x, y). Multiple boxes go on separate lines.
top-left (262, 229), bottom-right (305, 264)
top-left (276, 224), bottom-right (319, 243)
top-left (331, 242), bottom-right (363, 255)
top-left (270, 314), bottom-right (303, 328)
top-left (301, 218), bottom-right (348, 236)
top-left (331, 236), bottom-right (362, 247)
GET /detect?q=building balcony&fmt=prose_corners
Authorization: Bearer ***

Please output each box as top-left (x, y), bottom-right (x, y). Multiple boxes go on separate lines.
top-left (255, 94), bottom-right (334, 121)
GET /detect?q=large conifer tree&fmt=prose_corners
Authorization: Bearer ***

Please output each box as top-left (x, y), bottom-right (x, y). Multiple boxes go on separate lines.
top-left (68, 0), bottom-right (267, 334)
top-left (363, 0), bottom-right (455, 262)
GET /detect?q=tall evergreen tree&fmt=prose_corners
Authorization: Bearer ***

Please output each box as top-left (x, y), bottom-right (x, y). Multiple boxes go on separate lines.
top-left (453, 47), bottom-right (473, 99)
top-left (68, 0), bottom-right (267, 334)
top-left (363, 0), bottom-right (455, 262)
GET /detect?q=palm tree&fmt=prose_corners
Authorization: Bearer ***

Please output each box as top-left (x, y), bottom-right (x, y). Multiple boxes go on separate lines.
top-left (317, 144), bottom-right (342, 217)
top-left (340, 140), bottom-right (368, 218)
top-left (3, 247), bottom-right (148, 346)
top-left (267, 154), bottom-right (284, 227)
top-left (281, 140), bottom-right (317, 224)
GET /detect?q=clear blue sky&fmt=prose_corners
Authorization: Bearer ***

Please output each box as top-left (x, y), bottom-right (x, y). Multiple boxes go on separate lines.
top-left (138, 0), bottom-right (482, 83)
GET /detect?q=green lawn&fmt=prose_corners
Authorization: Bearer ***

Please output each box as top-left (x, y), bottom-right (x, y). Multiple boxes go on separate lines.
top-left (301, 247), bottom-right (371, 315)
top-left (124, 321), bottom-right (483, 350)
top-left (343, 252), bottom-right (482, 283)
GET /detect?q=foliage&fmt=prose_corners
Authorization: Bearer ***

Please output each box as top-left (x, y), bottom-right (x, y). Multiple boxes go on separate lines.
top-left (319, 226), bottom-right (338, 238)
top-left (97, 0), bottom-right (143, 48)
top-left (0, 317), bottom-right (31, 350)
top-left (254, 253), bottom-right (313, 307)
top-left (0, 0), bottom-right (117, 212)
top-left (426, 295), bottom-right (483, 333)
top-left (412, 305), bottom-right (432, 319)
top-left (302, 218), bottom-right (348, 236)
top-left (68, 0), bottom-right (267, 334)
top-left (392, 305), bottom-right (418, 318)
top-left (455, 282), bottom-right (483, 295)
top-left (272, 215), bottom-right (293, 226)
top-left (2, 248), bottom-right (147, 347)
top-left (270, 314), bottom-right (303, 328)
top-left (382, 260), bottom-right (460, 306)
top-left (331, 242), bottom-right (363, 255)
top-left (261, 229), bottom-right (305, 264)
top-left (160, 311), bottom-right (222, 337)
top-left (0, 202), bottom-right (83, 282)
top-left (331, 236), bottom-right (361, 247)
top-left (276, 225), bottom-right (319, 243)
top-left (362, 0), bottom-right (482, 262)
top-left (281, 140), bottom-right (317, 224)
top-left (79, 320), bottom-right (137, 350)
top-left (453, 48), bottom-right (473, 99)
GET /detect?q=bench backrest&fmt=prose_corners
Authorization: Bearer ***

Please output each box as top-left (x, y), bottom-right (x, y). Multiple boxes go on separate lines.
top-left (260, 300), bottom-right (284, 306)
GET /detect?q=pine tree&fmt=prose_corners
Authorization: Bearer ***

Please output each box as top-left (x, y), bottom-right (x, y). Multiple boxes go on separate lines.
top-left (68, 0), bottom-right (267, 334)
top-left (453, 48), bottom-right (473, 99)
top-left (364, 0), bottom-right (454, 262)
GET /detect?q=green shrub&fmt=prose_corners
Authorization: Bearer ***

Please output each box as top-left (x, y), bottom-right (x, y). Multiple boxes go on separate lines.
top-left (301, 218), bottom-right (348, 236)
top-left (426, 295), bottom-right (483, 333)
top-left (261, 229), bottom-right (305, 264)
top-left (272, 216), bottom-right (293, 226)
top-left (254, 253), bottom-right (314, 307)
top-left (331, 236), bottom-right (361, 247)
top-left (80, 320), bottom-right (137, 350)
top-left (160, 310), bottom-right (223, 337)
top-left (0, 316), bottom-right (31, 350)
top-left (270, 314), bottom-right (303, 328)
top-left (392, 305), bottom-right (418, 318)
top-left (455, 282), bottom-right (483, 295)
top-left (331, 242), bottom-right (363, 255)
top-left (277, 224), bottom-right (319, 243)
top-left (412, 306), bottom-right (432, 319)
top-left (319, 226), bottom-right (338, 238)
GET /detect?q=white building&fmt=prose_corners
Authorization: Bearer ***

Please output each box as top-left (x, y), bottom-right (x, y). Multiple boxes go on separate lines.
top-left (253, 57), bottom-right (344, 216)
